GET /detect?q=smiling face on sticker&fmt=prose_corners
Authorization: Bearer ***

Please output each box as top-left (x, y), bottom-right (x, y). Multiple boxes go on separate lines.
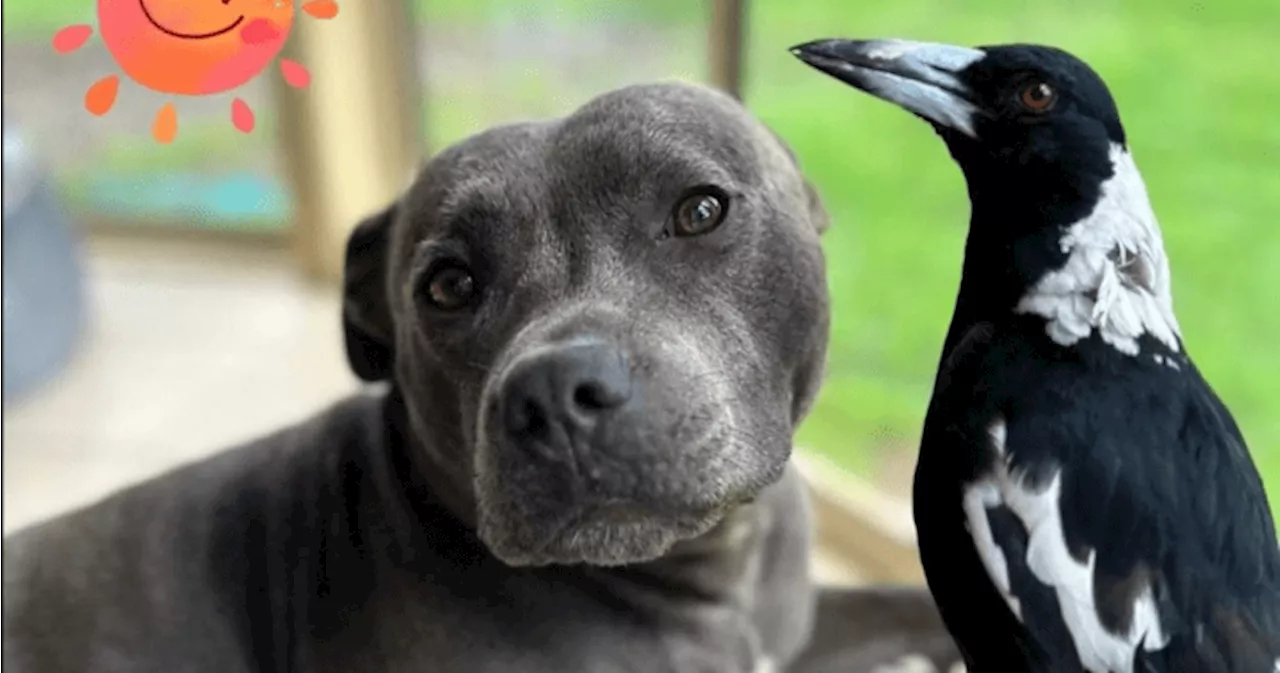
top-left (56, 0), bottom-right (335, 143)
top-left (97, 0), bottom-right (296, 95)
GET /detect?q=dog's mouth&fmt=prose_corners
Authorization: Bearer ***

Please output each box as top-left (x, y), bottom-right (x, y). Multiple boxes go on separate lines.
top-left (483, 499), bottom-right (730, 567)
top-left (473, 402), bottom-right (748, 567)
top-left (473, 427), bottom-right (770, 567)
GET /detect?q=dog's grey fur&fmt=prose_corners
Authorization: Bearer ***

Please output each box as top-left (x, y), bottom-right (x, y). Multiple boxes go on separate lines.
top-left (3, 82), bottom-right (834, 673)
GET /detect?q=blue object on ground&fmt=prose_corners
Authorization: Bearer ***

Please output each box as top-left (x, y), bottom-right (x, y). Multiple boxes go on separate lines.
top-left (3, 127), bottom-right (89, 403)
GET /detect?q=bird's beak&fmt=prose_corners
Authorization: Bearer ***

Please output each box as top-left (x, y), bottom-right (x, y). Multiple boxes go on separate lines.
top-left (791, 38), bottom-right (986, 138)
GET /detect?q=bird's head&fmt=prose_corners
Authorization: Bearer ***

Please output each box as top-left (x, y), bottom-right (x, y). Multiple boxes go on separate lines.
top-left (790, 39), bottom-right (1129, 217)
top-left (791, 40), bottom-right (1175, 315)
top-left (791, 39), bottom-right (1182, 351)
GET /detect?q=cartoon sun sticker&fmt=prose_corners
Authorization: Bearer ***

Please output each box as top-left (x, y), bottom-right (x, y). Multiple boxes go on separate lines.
top-left (53, 0), bottom-right (339, 143)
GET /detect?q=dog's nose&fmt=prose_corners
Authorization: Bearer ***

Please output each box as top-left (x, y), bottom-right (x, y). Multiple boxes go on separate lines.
top-left (500, 339), bottom-right (632, 451)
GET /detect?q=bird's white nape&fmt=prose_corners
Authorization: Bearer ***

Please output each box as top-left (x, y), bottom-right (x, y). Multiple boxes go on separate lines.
top-left (1015, 143), bottom-right (1182, 357)
top-left (963, 418), bottom-right (1170, 673)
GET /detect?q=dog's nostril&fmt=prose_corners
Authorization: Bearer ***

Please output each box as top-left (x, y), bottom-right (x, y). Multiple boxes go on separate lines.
top-left (522, 399), bottom-right (548, 435)
top-left (572, 381), bottom-right (613, 412)
top-left (507, 396), bottom-right (549, 438)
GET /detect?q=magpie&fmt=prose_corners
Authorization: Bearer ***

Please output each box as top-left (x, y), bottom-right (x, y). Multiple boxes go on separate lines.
top-left (791, 38), bottom-right (1280, 673)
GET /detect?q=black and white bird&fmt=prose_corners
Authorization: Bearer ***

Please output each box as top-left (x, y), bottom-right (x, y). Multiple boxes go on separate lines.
top-left (791, 38), bottom-right (1280, 673)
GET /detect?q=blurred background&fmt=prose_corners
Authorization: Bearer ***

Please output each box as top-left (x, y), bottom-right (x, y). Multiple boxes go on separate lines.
top-left (3, 0), bottom-right (1277, 582)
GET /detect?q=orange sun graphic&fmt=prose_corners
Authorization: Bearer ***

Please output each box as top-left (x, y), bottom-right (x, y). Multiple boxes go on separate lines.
top-left (53, 0), bottom-right (339, 143)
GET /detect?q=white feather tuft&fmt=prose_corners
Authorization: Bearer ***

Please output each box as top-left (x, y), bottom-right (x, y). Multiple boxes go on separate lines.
top-left (1016, 144), bottom-right (1181, 356)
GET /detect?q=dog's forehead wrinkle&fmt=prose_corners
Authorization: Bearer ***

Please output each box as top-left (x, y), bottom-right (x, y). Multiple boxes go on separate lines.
top-left (565, 80), bottom-right (750, 132)
top-left (550, 126), bottom-right (744, 199)
top-left (435, 177), bottom-right (515, 223)
top-left (550, 87), bottom-right (775, 193)
top-left (403, 120), bottom-right (551, 231)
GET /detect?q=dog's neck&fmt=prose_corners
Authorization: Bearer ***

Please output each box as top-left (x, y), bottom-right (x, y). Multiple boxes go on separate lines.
top-left (383, 386), bottom-right (481, 529)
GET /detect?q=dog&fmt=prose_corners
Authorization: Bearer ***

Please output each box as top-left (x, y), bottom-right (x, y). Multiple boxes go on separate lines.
top-left (3, 81), bottom-right (834, 673)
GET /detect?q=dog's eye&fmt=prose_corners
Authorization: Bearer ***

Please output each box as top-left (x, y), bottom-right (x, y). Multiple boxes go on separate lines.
top-left (424, 265), bottom-right (476, 311)
top-left (672, 189), bottom-right (729, 237)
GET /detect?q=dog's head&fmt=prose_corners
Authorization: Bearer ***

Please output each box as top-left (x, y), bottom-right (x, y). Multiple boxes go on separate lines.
top-left (343, 82), bottom-right (830, 567)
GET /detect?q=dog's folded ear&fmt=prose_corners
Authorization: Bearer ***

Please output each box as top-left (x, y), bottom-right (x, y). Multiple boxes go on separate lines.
top-left (343, 203), bottom-right (397, 381)
top-left (764, 126), bottom-right (831, 235)
top-left (802, 180), bottom-right (830, 236)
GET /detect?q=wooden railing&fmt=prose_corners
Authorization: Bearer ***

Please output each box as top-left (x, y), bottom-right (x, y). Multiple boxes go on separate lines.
top-left (795, 452), bottom-right (924, 585)
top-left (274, 0), bottom-right (425, 283)
top-left (708, 0), bottom-right (747, 99)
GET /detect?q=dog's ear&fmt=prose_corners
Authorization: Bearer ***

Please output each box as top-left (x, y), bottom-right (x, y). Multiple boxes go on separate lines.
top-left (343, 203), bottom-right (397, 381)
top-left (802, 179), bottom-right (830, 235)
top-left (763, 126), bottom-right (831, 235)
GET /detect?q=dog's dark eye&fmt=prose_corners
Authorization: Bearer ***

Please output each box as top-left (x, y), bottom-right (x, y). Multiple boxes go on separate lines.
top-left (672, 190), bottom-right (728, 237)
top-left (424, 265), bottom-right (476, 311)
top-left (1018, 81), bottom-right (1057, 114)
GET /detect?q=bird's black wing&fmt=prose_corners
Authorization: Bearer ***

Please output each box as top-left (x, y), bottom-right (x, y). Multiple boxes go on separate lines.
top-left (1132, 365), bottom-right (1280, 672)
top-left (973, 339), bottom-right (1280, 673)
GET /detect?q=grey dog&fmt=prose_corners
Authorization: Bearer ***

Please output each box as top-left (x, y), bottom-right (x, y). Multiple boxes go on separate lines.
top-left (3, 81), bottom-right (959, 673)
top-left (4, 82), bottom-right (828, 673)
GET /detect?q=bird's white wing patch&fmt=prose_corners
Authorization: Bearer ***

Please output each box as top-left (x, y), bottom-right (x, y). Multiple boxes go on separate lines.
top-left (1016, 143), bottom-right (1181, 356)
top-left (964, 480), bottom-right (1023, 620)
top-left (969, 419), bottom-right (1169, 673)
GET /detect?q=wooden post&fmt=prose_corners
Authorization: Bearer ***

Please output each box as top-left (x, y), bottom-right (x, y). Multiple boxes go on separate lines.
top-left (708, 0), bottom-right (747, 99)
top-left (274, 0), bottom-right (424, 284)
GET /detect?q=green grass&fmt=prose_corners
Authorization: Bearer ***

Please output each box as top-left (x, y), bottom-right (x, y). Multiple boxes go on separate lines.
top-left (2, 0), bottom-right (92, 35)
top-left (417, 0), bottom-right (697, 26)
top-left (6, 0), bottom-right (1277, 502)
top-left (0, 0), bottom-right (701, 37)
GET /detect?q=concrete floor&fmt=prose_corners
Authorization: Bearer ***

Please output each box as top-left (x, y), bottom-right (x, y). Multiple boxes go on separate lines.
top-left (2, 236), bottom-right (358, 533)
top-left (2, 234), bottom-right (859, 584)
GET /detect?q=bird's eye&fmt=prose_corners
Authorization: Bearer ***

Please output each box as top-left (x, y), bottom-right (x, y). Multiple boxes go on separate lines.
top-left (423, 264), bottom-right (477, 311)
top-left (672, 189), bottom-right (729, 237)
top-left (1018, 81), bottom-right (1057, 113)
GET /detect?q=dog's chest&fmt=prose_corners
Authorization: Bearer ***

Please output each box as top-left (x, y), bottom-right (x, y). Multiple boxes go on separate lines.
top-left (307, 565), bottom-right (769, 673)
